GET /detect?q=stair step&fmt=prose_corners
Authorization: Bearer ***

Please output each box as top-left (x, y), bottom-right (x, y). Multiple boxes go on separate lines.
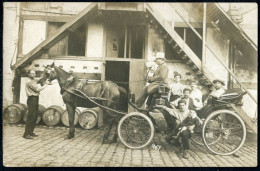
top-left (172, 44), bottom-right (178, 49)
top-left (181, 54), bottom-right (189, 60)
top-left (163, 33), bottom-right (169, 39)
top-left (199, 75), bottom-right (207, 80)
top-left (196, 70), bottom-right (204, 76)
top-left (191, 65), bottom-right (199, 71)
top-left (204, 81), bottom-right (212, 86)
top-left (186, 60), bottom-right (193, 65)
top-left (167, 39), bottom-right (173, 44)
top-left (176, 49), bottom-right (183, 54)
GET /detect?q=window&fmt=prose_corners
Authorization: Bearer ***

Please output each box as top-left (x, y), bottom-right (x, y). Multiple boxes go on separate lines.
top-left (106, 23), bottom-right (145, 59)
top-left (128, 26), bottom-right (145, 59)
top-left (47, 22), bottom-right (86, 57)
top-left (67, 24), bottom-right (86, 56)
top-left (47, 22), bottom-right (68, 57)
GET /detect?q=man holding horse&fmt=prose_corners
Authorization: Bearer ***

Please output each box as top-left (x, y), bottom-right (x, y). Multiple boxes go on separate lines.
top-left (23, 69), bottom-right (50, 139)
top-left (136, 52), bottom-right (169, 108)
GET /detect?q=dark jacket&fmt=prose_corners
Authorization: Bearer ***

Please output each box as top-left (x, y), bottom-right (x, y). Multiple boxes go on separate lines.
top-left (147, 63), bottom-right (169, 94)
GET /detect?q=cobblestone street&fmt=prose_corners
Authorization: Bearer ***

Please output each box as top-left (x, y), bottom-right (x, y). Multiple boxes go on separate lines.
top-left (3, 124), bottom-right (257, 167)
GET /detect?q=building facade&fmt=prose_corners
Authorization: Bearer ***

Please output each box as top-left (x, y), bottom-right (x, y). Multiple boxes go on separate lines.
top-left (3, 3), bottom-right (257, 124)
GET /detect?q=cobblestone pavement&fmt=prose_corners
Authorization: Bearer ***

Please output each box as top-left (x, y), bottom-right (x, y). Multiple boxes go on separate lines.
top-left (3, 124), bottom-right (257, 167)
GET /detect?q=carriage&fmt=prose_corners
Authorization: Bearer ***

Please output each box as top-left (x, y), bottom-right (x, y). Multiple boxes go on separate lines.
top-left (117, 84), bottom-right (247, 156)
top-left (43, 64), bottom-right (247, 156)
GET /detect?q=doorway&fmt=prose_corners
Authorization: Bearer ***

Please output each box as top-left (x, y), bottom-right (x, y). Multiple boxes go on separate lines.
top-left (105, 61), bottom-right (130, 112)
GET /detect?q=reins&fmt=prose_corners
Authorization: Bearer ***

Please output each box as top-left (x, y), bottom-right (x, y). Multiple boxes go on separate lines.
top-left (68, 88), bottom-right (128, 115)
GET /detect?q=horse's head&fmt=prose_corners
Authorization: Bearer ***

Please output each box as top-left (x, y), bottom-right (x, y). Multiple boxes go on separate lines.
top-left (40, 62), bottom-right (57, 83)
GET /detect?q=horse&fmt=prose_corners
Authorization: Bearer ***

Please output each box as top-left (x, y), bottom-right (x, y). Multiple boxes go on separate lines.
top-left (42, 63), bottom-right (127, 143)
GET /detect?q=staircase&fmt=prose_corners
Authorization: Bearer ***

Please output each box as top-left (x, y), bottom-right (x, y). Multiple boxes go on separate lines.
top-left (145, 3), bottom-right (257, 133)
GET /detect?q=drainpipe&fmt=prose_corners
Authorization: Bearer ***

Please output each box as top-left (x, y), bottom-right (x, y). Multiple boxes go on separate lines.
top-left (202, 3), bottom-right (207, 72)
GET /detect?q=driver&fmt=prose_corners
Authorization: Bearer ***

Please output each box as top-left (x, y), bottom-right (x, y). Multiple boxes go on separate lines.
top-left (135, 52), bottom-right (169, 108)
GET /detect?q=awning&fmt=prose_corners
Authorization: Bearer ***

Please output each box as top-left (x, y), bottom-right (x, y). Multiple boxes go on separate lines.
top-left (11, 3), bottom-right (98, 70)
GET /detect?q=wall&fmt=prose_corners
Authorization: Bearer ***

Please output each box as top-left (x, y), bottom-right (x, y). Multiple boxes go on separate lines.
top-left (3, 2), bottom-right (20, 108)
top-left (20, 59), bottom-right (102, 108)
top-left (22, 20), bottom-right (46, 55)
top-left (204, 28), bottom-right (229, 87)
top-left (86, 22), bottom-right (104, 57)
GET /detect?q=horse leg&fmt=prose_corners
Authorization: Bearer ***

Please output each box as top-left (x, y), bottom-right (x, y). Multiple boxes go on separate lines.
top-left (111, 119), bottom-right (118, 143)
top-left (103, 115), bottom-right (113, 144)
top-left (65, 103), bottom-right (75, 139)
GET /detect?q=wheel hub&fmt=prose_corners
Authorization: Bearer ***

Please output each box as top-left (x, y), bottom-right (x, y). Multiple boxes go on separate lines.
top-left (223, 129), bottom-right (230, 139)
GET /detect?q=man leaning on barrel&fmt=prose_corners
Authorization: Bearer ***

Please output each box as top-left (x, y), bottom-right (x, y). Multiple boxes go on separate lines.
top-left (23, 69), bottom-right (50, 139)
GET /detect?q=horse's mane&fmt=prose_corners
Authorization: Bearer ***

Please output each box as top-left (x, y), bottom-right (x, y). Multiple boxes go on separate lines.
top-left (54, 66), bottom-right (71, 80)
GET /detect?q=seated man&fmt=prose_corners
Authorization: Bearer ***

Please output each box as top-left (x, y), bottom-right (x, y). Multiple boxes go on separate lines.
top-left (136, 52), bottom-right (169, 108)
top-left (171, 88), bottom-right (198, 110)
top-left (203, 79), bottom-right (226, 106)
top-left (158, 99), bottom-right (195, 159)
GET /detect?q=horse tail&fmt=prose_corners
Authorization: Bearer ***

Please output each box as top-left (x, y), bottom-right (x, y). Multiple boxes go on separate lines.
top-left (117, 86), bottom-right (128, 112)
top-left (118, 86), bottom-right (127, 96)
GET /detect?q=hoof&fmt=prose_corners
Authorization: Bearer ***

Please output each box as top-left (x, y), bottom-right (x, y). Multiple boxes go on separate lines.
top-left (103, 139), bottom-right (109, 144)
top-left (111, 138), bottom-right (117, 143)
top-left (65, 134), bottom-right (74, 139)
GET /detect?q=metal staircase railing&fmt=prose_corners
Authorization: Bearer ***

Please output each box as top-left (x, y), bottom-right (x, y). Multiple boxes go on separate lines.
top-left (146, 3), bottom-right (257, 133)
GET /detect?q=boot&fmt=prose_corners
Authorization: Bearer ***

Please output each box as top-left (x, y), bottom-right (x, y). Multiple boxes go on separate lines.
top-left (182, 150), bottom-right (188, 159)
top-left (65, 133), bottom-right (74, 139)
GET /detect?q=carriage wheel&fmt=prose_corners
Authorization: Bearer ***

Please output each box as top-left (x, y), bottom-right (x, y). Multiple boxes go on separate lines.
top-left (191, 126), bottom-right (204, 146)
top-left (118, 112), bottom-right (154, 149)
top-left (202, 110), bottom-right (246, 156)
top-left (191, 124), bottom-right (222, 146)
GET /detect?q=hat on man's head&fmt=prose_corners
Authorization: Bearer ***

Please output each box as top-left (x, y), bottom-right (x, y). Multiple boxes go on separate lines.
top-left (154, 52), bottom-right (166, 60)
top-left (213, 79), bottom-right (225, 86)
top-left (183, 87), bottom-right (191, 92)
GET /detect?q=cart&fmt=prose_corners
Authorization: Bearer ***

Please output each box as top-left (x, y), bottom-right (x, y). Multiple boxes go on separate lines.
top-left (117, 85), bottom-right (247, 156)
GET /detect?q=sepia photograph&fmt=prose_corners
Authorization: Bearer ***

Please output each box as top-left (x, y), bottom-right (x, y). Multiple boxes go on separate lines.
top-left (3, 2), bottom-right (258, 167)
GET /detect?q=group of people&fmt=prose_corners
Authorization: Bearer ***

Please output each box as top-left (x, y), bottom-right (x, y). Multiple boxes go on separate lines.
top-left (135, 52), bottom-right (226, 159)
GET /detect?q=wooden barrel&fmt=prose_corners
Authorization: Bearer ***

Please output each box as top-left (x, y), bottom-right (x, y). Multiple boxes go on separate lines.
top-left (23, 104), bottom-right (46, 124)
top-left (79, 108), bottom-right (98, 129)
top-left (4, 103), bottom-right (28, 123)
top-left (42, 105), bottom-right (63, 126)
top-left (61, 108), bottom-right (80, 127)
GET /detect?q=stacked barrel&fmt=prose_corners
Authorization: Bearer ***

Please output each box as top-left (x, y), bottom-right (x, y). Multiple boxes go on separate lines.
top-left (3, 104), bottom-right (101, 129)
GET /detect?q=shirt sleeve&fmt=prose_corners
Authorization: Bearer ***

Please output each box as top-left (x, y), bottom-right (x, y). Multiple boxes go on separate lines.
top-left (27, 82), bottom-right (40, 93)
top-left (210, 88), bottom-right (225, 98)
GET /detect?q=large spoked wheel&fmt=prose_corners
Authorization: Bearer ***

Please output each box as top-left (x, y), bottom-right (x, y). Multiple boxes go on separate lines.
top-left (118, 112), bottom-right (155, 149)
top-left (202, 110), bottom-right (246, 156)
top-left (191, 125), bottom-right (204, 145)
top-left (191, 123), bottom-right (222, 146)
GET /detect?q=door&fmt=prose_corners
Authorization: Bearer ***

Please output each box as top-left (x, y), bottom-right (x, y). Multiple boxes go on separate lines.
top-left (129, 59), bottom-right (146, 112)
top-left (105, 61), bottom-right (129, 112)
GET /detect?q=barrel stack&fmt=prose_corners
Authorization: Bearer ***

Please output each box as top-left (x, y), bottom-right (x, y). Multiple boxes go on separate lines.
top-left (42, 105), bottom-right (64, 126)
top-left (79, 107), bottom-right (99, 129)
top-left (4, 103), bottom-right (28, 124)
top-left (61, 108), bottom-right (80, 127)
top-left (23, 104), bottom-right (46, 124)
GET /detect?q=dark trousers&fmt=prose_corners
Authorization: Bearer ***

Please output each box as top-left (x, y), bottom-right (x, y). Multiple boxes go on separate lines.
top-left (165, 129), bottom-right (191, 150)
top-left (24, 96), bottom-right (39, 136)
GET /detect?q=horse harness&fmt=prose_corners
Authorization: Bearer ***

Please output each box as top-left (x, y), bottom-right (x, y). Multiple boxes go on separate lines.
top-left (61, 76), bottom-right (117, 104)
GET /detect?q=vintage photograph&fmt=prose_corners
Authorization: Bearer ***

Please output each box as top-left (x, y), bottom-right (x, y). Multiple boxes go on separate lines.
top-left (3, 2), bottom-right (257, 167)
